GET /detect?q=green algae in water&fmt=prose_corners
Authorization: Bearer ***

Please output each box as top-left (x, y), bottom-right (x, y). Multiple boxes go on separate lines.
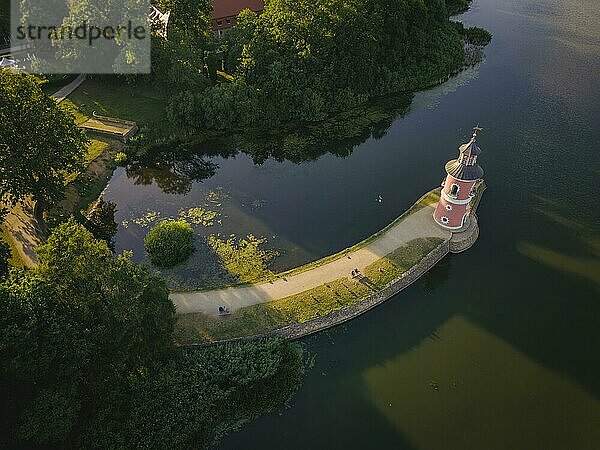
top-left (179, 207), bottom-right (220, 226)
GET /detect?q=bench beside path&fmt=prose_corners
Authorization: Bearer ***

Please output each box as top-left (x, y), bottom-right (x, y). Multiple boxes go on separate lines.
top-left (171, 199), bottom-right (451, 317)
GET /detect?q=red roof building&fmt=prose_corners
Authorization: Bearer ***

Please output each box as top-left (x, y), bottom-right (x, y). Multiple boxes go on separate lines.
top-left (212, 0), bottom-right (264, 37)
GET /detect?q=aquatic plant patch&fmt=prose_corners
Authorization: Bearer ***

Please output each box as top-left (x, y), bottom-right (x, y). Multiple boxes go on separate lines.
top-left (179, 207), bottom-right (219, 226)
top-left (207, 234), bottom-right (279, 284)
top-left (123, 206), bottom-right (220, 229)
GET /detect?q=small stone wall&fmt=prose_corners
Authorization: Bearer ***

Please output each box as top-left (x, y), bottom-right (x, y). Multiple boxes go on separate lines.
top-left (448, 181), bottom-right (485, 253)
top-left (449, 216), bottom-right (479, 253)
top-left (186, 239), bottom-right (451, 348)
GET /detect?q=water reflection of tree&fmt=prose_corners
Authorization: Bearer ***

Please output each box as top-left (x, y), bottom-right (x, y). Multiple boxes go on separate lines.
top-left (128, 94), bottom-right (412, 194)
top-left (125, 145), bottom-right (226, 195)
top-left (232, 94), bottom-right (413, 165)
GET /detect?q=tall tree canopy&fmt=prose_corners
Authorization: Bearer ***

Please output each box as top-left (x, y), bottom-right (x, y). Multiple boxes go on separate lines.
top-left (0, 71), bottom-right (87, 206)
top-left (148, 0), bottom-right (214, 91)
top-left (0, 218), bottom-right (175, 444)
top-left (0, 218), bottom-right (304, 448)
top-left (0, 0), bottom-right (10, 43)
top-left (0, 237), bottom-right (10, 280)
top-left (167, 0), bottom-right (467, 131)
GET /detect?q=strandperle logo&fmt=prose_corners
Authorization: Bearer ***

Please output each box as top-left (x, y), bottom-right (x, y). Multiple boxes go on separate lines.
top-left (10, 0), bottom-right (151, 74)
top-left (16, 21), bottom-right (148, 46)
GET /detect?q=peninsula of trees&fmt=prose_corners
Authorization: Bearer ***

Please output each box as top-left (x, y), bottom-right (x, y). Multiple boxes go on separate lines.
top-left (151, 0), bottom-right (491, 133)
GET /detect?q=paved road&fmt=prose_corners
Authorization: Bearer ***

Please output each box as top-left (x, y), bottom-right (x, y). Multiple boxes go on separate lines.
top-left (171, 201), bottom-right (451, 316)
top-left (52, 74), bottom-right (86, 103)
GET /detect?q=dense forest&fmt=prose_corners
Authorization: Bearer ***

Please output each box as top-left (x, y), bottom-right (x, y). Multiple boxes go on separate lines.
top-left (0, 0), bottom-right (9, 44)
top-left (150, 0), bottom-right (489, 134)
top-left (0, 216), bottom-right (304, 449)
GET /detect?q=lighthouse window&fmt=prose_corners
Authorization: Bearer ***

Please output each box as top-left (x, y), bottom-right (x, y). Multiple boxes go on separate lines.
top-left (446, 204), bottom-right (452, 211)
top-left (449, 184), bottom-right (459, 197)
top-left (441, 216), bottom-right (449, 224)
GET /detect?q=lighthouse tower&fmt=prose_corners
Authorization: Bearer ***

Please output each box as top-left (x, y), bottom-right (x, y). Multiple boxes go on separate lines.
top-left (434, 128), bottom-right (484, 230)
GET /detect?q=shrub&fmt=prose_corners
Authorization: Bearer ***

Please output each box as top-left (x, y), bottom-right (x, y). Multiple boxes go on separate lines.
top-left (145, 219), bottom-right (194, 267)
top-left (114, 152), bottom-right (128, 166)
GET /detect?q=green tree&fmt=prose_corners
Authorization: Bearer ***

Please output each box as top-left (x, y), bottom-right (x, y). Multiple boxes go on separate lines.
top-left (160, 0), bottom-right (213, 51)
top-left (145, 219), bottom-right (195, 267)
top-left (0, 0), bottom-right (10, 43)
top-left (0, 218), bottom-right (305, 448)
top-left (91, 340), bottom-right (304, 448)
top-left (445, 0), bottom-right (470, 15)
top-left (0, 218), bottom-right (175, 445)
top-left (0, 71), bottom-right (87, 207)
top-left (463, 26), bottom-right (492, 45)
top-left (150, 33), bottom-right (212, 91)
top-left (148, 0), bottom-right (214, 90)
top-left (187, 0), bottom-right (470, 130)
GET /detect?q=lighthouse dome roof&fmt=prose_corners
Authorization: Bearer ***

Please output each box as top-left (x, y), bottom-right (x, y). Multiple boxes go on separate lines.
top-left (445, 159), bottom-right (484, 181)
top-left (459, 137), bottom-right (482, 156)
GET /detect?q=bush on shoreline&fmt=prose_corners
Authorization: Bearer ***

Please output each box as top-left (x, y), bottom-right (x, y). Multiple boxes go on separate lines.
top-left (145, 219), bottom-right (195, 267)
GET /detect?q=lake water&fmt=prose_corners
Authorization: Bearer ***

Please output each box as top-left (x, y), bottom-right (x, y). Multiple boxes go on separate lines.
top-left (103, 0), bottom-right (600, 447)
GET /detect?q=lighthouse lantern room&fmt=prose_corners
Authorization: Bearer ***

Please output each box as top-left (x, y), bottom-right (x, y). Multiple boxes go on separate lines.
top-left (434, 127), bottom-right (485, 230)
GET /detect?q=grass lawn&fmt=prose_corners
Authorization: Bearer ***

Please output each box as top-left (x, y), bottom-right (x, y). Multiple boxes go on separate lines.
top-left (50, 79), bottom-right (150, 224)
top-left (67, 78), bottom-right (166, 126)
top-left (85, 139), bottom-right (110, 165)
top-left (64, 138), bottom-right (111, 184)
top-left (0, 226), bottom-right (25, 269)
top-left (49, 131), bottom-right (123, 227)
top-left (174, 237), bottom-right (445, 344)
top-left (60, 99), bottom-right (90, 126)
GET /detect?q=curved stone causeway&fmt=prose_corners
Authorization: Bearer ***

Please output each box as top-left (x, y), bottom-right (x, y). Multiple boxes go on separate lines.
top-left (172, 192), bottom-right (451, 315)
top-left (174, 187), bottom-right (483, 345)
top-left (186, 239), bottom-right (452, 348)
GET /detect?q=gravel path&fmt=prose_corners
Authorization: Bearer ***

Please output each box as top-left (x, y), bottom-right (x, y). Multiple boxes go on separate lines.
top-left (52, 74), bottom-right (86, 103)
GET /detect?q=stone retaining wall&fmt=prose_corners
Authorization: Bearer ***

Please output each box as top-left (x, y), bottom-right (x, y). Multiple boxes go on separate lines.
top-left (449, 216), bottom-right (479, 253)
top-left (186, 239), bottom-right (451, 348)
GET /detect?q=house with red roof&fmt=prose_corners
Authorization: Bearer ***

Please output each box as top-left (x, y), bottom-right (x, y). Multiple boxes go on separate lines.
top-left (212, 0), bottom-right (264, 37)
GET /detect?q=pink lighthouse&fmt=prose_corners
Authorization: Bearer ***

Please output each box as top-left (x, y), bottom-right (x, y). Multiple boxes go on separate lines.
top-left (434, 128), bottom-right (484, 230)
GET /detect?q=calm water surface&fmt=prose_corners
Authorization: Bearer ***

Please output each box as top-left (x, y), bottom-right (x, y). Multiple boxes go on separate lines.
top-left (103, 0), bottom-right (600, 447)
